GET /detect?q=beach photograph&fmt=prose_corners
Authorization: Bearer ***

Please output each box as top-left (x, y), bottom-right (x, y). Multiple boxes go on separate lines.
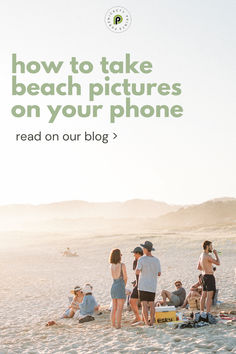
top-left (0, 199), bottom-right (236, 353)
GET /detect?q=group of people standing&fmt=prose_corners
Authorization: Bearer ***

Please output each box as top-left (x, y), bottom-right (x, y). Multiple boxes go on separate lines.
top-left (60, 239), bottom-right (220, 328)
top-left (110, 239), bottom-right (220, 329)
top-left (110, 240), bottom-right (161, 328)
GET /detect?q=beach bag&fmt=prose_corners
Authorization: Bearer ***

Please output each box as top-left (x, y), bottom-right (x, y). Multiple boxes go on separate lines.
top-left (207, 313), bottom-right (217, 324)
top-left (194, 312), bottom-right (217, 324)
top-left (79, 315), bottom-right (95, 323)
top-left (194, 321), bottom-right (209, 328)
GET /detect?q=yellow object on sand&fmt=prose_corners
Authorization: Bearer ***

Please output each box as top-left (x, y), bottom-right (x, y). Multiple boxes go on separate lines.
top-left (155, 306), bottom-right (176, 323)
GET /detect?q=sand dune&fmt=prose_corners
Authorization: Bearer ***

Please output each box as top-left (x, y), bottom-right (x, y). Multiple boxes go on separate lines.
top-left (155, 198), bottom-right (236, 229)
top-left (0, 199), bottom-right (179, 223)
top-left (1, 197), bottom-right (236, 233)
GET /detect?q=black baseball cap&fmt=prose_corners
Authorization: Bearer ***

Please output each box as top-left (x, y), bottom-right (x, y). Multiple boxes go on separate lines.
top-left (131, 246), bottom-right (143, 255)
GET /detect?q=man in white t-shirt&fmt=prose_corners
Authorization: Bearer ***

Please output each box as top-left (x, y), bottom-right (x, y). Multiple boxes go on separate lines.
top-left (136, 241), bottom-right (161, 326)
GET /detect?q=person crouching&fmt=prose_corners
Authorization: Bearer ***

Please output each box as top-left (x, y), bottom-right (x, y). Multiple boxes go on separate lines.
top-left (63, 285), bottom-right (84, 318)
top-left (74, 284), bottom-right (100, 323)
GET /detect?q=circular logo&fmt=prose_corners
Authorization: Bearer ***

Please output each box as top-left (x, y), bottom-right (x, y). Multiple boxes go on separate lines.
top-left (105, 7), bottom-right (131, 33)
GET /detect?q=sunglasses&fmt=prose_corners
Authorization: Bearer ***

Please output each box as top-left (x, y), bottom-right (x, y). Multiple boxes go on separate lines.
top-left (175, 283), bottom-right (181, 286)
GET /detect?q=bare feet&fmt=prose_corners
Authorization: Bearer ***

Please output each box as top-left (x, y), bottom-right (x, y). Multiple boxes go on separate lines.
top-left (131, 318), bottom-right (140, 324)
top-left (131, 321), bottom-right (143, 326)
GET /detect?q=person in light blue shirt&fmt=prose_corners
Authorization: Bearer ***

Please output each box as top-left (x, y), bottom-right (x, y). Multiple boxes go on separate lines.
top-left (74, 284), bottom-right (99, 322)
top-left (136, 241), bottom-right (161, 326)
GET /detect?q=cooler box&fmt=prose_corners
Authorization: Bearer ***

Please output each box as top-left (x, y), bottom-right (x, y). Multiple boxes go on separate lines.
top-left (155, 306), bottom-right (176, 323)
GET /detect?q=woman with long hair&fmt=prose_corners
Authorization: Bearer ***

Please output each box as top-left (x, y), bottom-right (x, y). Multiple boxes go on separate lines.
top-left (109, 248), bottom-right (127, 329)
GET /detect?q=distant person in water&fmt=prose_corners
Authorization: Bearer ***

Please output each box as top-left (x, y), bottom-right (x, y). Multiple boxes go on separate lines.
top-left (110, 249), bottom-right (127, 329)
top-left (197, 240), bottom-right (220, 313)
top-left (63, 285), bottom-right (84, 318)
top-left (158, 281), bottom-right (186, 307)
top-left (136, 241), bottom-right (161, 326)
top-left (130, 246), bottom-right (143, 324)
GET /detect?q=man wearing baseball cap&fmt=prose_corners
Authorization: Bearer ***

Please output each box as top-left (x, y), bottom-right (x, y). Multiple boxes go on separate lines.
top-left (136, 240), bottom-right (161, 326)
top-left (130, 246), bottom-right (143, 324)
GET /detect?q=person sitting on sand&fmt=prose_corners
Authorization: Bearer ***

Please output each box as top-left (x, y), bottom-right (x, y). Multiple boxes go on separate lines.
top-left (158, 280), bottom-right (186, 307)
top-left (63, 247), bottom-right (72, 256)
top-left (63, 247), bottom-right (78, 257)
top-left (182, 275), bottom-right (203, 308)
top-left (110, 248), bottom-right (128, 329)
top-left (63, 285), bottom-right (84, 318)
top-left (74, 284), bottom-right (99, 323)
top-left (130, 246), bottom-right (143, 324)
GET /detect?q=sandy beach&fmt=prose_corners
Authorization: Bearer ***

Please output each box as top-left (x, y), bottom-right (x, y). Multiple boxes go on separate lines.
top-left (0, 229), bottom-right (235, 353)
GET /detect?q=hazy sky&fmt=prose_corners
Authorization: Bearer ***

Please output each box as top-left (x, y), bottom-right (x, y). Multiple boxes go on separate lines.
top-left (0, 0), bottom-right (235, 206)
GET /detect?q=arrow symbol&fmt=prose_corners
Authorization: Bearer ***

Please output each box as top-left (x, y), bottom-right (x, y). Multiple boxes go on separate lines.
top-left (113, 133), bottom-right (118, 140)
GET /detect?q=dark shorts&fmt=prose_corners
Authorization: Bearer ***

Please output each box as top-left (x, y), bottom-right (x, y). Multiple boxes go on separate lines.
top-left (131, 286), bottom-right (139, 299)
top-left (138, 290), bottom-right (155, 302)
top-left (202, 274), bottom-right (216, 292)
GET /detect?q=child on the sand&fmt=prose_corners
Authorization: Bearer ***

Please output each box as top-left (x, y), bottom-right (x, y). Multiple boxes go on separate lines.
top-left (74, 283), bottom-right (99, 323)
top-left (63, 285), bottom-right (84, 318)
